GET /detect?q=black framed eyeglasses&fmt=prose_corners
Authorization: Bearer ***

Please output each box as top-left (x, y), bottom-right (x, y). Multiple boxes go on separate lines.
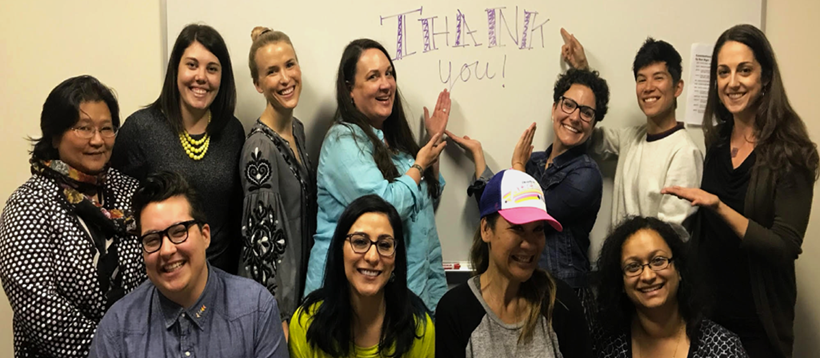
top-left (622, 256), bottom-right (674, 277)
top-left (71, 125), bottom-right (117, 139)
top-left (140, 220), bottom-right (200, 254)
top-left (559, 96), bottom-right (596, 123)
top-left (345, 233), bottom-right (397, 257)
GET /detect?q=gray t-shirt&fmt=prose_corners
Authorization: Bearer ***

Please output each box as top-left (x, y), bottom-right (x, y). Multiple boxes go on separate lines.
top-left (463, 276), bottom-right (563, 358)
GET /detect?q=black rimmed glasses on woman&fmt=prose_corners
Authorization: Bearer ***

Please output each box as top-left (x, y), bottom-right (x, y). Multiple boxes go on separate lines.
top-left (622, 256), bottom-right (674, 277)
top-left (140, 220), bottom-right (200, 254)
top-left (346, 233), bottom-right (396, 257)
top-left (559, 96), bottom-right (596, 123)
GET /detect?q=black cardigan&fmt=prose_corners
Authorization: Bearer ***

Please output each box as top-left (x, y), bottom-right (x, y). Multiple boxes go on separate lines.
top-left (689, 150), bottom-right (814, 358)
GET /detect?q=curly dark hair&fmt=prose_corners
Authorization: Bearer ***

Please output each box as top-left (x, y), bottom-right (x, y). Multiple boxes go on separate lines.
top-left (552, 68), bottom-right (610, 122)
top-left (594, 216), bottom-right (706, 341)
top-left (702, 24), bottom-right (819, 181)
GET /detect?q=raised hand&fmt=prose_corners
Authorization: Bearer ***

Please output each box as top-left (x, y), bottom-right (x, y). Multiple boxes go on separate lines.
top-left (560, 28), bottom-right (589, 70)
top-left (511, 122), bottom-right (537, 171)
top-left (423, 89), bottom-right (451, 142)
top-left (661, 186), bottom-right (720, 210)
top-left (416, 132), bottom-right (447, 170)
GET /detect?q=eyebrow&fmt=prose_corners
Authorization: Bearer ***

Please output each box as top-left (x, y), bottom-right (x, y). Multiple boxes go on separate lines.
top-left (623, 249), bottom-right (669, 262)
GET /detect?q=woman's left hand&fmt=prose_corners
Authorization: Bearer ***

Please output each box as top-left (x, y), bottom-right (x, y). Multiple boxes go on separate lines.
top-left (423, 89), bottom-right (451, 141)
top-left (661, 186), bottom-right (720, 210)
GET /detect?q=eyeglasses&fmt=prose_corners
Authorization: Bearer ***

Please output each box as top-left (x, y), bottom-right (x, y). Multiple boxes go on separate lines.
top-left (622, 256), bottom-right (674, 277)
top-left (71, 125), bottom-right (117, 139)
top-left (346, 233), bottom-right (396, 257)
top-left (140, 220), bottom-right (200, 254)
top-left (559, 96), bottom-right (596, 123)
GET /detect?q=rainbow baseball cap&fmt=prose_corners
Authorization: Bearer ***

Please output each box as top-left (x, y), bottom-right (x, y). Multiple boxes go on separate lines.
top-left (479, 169), bottom-right (563, 231)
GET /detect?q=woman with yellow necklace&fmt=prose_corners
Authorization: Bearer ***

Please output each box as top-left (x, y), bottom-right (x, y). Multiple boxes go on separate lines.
top-left (111, 24), bottom-right (245, 274)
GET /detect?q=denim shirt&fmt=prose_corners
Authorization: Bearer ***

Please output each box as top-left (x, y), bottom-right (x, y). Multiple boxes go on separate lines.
top-left (89, 265), bottom-right (288, 358)
top-left (470, 145), bottom-right (602, 288)
top-left (306, 123), bottom-right (448, 311)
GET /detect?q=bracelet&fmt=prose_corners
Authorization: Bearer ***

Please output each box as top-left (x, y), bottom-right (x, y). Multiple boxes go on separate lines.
top-left (411, 163), bottom-right (425, 174)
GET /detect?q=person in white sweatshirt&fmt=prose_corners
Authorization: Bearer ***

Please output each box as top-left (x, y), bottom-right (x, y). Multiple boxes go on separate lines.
top-left (561, 29), bottom-right (703, 228)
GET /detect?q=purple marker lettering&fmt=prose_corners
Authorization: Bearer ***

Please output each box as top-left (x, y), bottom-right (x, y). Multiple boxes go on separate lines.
top-left (486, 8), bottom-right (497, 48)
top-left (455, 9), bottom-right (482, 48)
top-left (380, 8), bottom-right (422, 61)
top-left (497, 6), bottom-right (519, 47)
top-left (520, 10), bottom-right (532, 49)
top-left (527, 14), bottom-right (550, 49)
top-left (432, 16), bottom-right (449, 48)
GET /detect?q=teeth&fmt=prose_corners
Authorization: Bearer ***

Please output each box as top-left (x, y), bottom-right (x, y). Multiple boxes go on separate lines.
top-left (359, 269), bottom-right (381, 277)
top-left (280, 87), bottom-right (294, 95)
top-left (644, 97), bottom-right (659, 103)
top-left (163, 261), bottom-right (184, 272)
top-left (728, 93), bottom-right (744, 99)
top-left (562, 124), bottom-right (580, 133)
top-left (640, 285), bottom-right (662, 293)
top-left (191, 88), bottom-right (207, 95)
top-left (512, 255), bottom-right (533, 263)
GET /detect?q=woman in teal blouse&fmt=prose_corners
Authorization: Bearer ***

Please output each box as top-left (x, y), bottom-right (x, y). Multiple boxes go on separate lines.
top-left (304, 38), bottom-right (450, 311)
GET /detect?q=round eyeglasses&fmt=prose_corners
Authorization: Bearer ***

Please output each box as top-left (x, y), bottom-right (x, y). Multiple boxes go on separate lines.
top-left (559, 96), bottom-right (596, 123)
top-left (622, 256), bottom-right (674, 277)
top-left (346, 233), bottom-right (396, 257)
top-left (139, 220), bottom-right (200, 254)
top-left (71, 125), bottom-right (117, 139)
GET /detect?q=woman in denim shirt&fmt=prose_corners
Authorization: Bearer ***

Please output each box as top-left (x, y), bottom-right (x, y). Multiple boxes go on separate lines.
top-left (305, 39), bottom-right (450, 312)
top-left (448, 68), bottom-right (609, 324)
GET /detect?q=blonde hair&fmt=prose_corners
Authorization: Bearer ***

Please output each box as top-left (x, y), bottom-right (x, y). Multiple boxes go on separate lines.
top-left (470, 214), bottom-right (558, 344)
top-left (248, 26), bottom-right (296, 82)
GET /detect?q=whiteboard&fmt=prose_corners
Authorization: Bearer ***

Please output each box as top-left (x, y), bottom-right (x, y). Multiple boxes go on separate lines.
top-left (165, 0), bottom-right (763, 265)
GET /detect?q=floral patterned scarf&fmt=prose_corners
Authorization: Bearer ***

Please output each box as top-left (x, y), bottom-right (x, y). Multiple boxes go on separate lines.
top-left (31, 158), bottom-right (134, 309)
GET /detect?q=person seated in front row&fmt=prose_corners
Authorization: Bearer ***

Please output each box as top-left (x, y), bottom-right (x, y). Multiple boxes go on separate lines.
top-left (593, 216), bottom-right (747, 357)
top-left (436, 169), bottom-right (592, 358)
top-left (561, 28), bottom-right (703, 227)
top-left (89, 171), bottom-right (288, 357)
top-left (289, 194), bottom-right (435, 357)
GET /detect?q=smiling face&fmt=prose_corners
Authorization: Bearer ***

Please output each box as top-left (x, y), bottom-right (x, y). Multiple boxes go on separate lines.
top-left (716, 41), bottom-right (764, 119)
top-left (349, 48), bottom-right (396, 129)
top-left (141, 195), bottom-right (211, 307)
top-left (254, 41), bottom-right (302, 113)
top-left (635, 62), bottom-right (683, 120)
top-left (621, 229), bottom-right (680, 311)
top-left (343, 212), bottom-right (396, 300)
top-left (552, 83), bottom-right (597, 149)
top-left (54, 101), bottom-right (114, 174)
top-left (177, 41), bottom-right (222, 114)
top-left (482, 216), bottom-right (546, 283)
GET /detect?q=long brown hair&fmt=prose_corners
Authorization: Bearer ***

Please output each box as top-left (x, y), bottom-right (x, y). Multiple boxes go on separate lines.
top-left (702, 24), bottom-right (818, 181)
top-left (334, 39), bottom-right (440, 198)
top-left (470, 213), bottom-right (557, 344)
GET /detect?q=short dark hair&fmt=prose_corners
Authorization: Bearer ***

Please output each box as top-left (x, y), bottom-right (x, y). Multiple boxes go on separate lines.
top-left (594, 217), bottom-right (705, 341)
top-left (131, 171), bottom-right (207, 233)
top-left (31, 75), bottom-right (120, 161)
top-left (150, 24), bottom-right (236, 137)
top-left (632, 38), bottom-right (683, 84)
top-left (552, 68), bottom-right (610, 122)
top-left (300, 194), bottom-right (429, 357)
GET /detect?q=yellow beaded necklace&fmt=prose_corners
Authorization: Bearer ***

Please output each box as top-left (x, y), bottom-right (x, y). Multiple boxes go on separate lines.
top-left (179, 111), bottom-right (211, 161)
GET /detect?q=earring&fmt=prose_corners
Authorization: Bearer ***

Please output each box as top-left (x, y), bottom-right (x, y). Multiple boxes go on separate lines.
top-left (389, 272), bottom-right (396, 282)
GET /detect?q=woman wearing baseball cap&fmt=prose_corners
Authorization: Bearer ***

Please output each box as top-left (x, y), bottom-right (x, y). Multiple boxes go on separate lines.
top-left (435, 169), bottom-right (592, 358)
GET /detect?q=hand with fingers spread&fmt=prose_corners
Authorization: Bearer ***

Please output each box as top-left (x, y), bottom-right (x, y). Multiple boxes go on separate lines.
top-left (511, 122), bottom-right (537, 171)
top-left (415, 132), bottom-right (448, 174)
top-left (446, 130), bottom-right (487, 177)
top-left (423, 89), bottom-right (451, 141)
top-left (560, 28), bottom-right (589, 70)
top-left (661, 186), bottom-right (720, 210)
